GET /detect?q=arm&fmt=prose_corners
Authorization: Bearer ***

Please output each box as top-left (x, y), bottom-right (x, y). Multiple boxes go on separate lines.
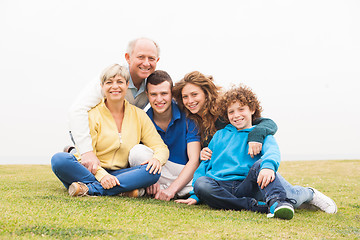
top-left (259, 135), bottom-right (281, 172)
top-left (257, 135), bottom-right (281, 189)
top-left (92, 166), bottom-right (120, 189)
top-left (139, 111), bottom-right (169, 173)
top-left (249, 117), bottom-right (278, 143)
top-left (69, 80), bottom-right (103, 173)
top-left (155, 141), bottom-right (201, 201)
top-left (68, 80), bottom-right (103, 154)
top-left (178, 132), bottom-right (217, 204)
top-left (176, 155), bottom-right (209, 204)
top-left (248, 117), bottom-right (278, 158)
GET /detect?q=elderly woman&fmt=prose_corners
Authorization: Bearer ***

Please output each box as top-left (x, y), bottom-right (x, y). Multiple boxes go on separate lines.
top-left (51, 64), bottom-right (169, 197)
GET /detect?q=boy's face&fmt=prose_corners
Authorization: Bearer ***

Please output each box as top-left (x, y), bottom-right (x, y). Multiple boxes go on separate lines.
top-left (146, 81), bottom-right (172, 115)
top-left (227, 101), bottom-right (254, 130)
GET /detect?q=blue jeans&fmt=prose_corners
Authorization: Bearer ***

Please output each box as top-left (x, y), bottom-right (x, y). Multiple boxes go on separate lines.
top-left (51, 152), bottom-right (160, 196)
top-left (194, 160), bottom-right (286, 212)
top-left (250, 173), bottom-right (313, 208)
top-left (272, 174), bottom-right (313, 208)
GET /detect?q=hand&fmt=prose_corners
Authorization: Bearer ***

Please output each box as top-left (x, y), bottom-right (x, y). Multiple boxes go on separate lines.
top-left (81, 151), bottom-right (101, 174)
top-left (141, 158), bottom-right (161, 174)
top-left (146, 183), bottom-right (160, 196)
top-left (155, 189), bottom-right (175, 201)
top-left (200, 147), bottom-right (212, 161)
top-left (100, 174), bottom-right (120, 189)
top-left (175, 198), bottom-right (198, 205)
top-left (257, 168), bottom-right (275, 189)
top-left (248, 142), bottom-right (262, 158)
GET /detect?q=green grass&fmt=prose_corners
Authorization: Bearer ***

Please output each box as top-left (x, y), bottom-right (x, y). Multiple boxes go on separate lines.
top-left (1, 160), bottom-right (359, 239)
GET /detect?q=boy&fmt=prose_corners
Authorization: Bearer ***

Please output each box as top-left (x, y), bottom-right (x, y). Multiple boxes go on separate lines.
top-left (177, 85), bottom-right (295, 220)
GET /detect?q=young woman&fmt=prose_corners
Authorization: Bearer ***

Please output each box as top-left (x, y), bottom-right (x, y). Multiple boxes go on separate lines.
top-left (51, 64), bottom-right (169, 197)
top-left (172, 71), bottom-right (277, 153)
top-left (173, 72), bottom-right (337, 214)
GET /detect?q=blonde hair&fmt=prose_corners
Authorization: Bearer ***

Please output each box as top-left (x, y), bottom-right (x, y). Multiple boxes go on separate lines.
top-left (100, 64), bottom-right (130, 84)
top-left (173, 71), bottom-right (221, 142)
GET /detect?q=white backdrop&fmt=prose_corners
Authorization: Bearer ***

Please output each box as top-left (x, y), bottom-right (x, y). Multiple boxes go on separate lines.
top-left (1, 0), bottom-right (359, 164)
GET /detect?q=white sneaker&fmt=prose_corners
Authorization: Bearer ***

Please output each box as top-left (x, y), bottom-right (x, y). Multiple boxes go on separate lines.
top-left (308, 187), bottom-right (337, 214)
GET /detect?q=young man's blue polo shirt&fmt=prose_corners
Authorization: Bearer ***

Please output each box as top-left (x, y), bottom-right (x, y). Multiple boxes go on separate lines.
top-left (146, 101), bottom-right (200, 165)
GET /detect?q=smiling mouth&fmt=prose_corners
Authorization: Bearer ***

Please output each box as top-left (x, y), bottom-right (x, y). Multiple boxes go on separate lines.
top-left (233, 118), bottom-right (244, 124)
top-left (187, 103), bottom-right (198, 109)
top-left (139, 66), bottom-right (151, 71)
top-left (155, 103), bottom-right (166, 108)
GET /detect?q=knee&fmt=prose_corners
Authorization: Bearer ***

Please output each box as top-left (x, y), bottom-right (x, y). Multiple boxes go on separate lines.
top-left (251, 160), bottom-right (262, 170)
top-left (194, 176), bottom-right (213, 196)
top-left (141, 164), bottom-right (161, 184)
top-left (51, 152), bottom-right (73, 172)
top-left (128, 144), bottom-right (154, 167)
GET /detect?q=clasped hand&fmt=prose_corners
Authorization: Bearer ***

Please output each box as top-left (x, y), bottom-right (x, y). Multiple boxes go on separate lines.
top-left (100, 174), bottom-right (120, 189)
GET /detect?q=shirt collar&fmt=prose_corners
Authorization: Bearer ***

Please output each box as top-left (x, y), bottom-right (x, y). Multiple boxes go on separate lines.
top-left (147, 100), bottom-right (181, 130)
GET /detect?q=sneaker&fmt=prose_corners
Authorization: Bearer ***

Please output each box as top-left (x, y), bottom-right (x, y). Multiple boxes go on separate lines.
top-left (68, 182), bottom-right (89, 197)
top-left (307, 187), bottom-right (337, 214)
top-left (250, 199), bottom-right (269, 213)
top-left (63, 145), bottom-right (76, 154)
top-left (63, 145), bottom-right (74, 153)
top-left (267, 200), bottom-right (294, 220)
top-left (120, 188), bottom-right (145, 198)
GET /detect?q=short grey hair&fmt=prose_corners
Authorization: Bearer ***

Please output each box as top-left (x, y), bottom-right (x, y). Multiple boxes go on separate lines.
top-left (126, 37), bottom-right (160, 58)
top-left (100, 64), bottom-right (130, 84)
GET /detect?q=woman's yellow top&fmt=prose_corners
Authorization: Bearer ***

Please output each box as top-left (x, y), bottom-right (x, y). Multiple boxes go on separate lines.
top-left (76, 99), bottom-right (169, 181)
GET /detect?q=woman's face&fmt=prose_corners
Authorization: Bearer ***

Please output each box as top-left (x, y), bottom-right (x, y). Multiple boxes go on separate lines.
top-left (102, 74), bottom-right (129, 102)
top-left (181, 83), bottom-right (206, 115)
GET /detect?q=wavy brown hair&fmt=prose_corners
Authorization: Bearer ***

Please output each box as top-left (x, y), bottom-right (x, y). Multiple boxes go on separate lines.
top-left (173, 71), bottom-right (221, 142)
top-left (218, 84), bottom-right (262, 124)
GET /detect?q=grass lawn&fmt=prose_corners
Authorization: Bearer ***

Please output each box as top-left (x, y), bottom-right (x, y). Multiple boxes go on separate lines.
top-left (0, 160), bottom-right (359, 239)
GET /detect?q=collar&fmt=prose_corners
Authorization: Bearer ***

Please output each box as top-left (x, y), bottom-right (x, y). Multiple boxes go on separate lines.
top-left (128, 74), bottom-right (147, 91)
top-left (224, 124), bottom-right (255, 132)
top-left (147, 100), bottom-right (181, 131)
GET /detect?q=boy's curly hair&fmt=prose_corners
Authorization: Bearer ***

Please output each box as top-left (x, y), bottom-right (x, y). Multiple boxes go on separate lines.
top-left (219, 84), bottom-right (262, 123)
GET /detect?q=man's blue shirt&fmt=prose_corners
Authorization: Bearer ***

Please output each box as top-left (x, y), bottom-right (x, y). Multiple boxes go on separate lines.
top-left (146, 101), bottom-right (200, 165)
top-left (128, 74), bottom-right (147, 98)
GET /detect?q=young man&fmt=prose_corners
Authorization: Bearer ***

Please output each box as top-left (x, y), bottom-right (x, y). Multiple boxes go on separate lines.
top-left (67, 38), bottom-right (160, 174)
top-left (140, 70), bottom-right (201, 200)
top-left (176, 85), bottom-right (337, 219)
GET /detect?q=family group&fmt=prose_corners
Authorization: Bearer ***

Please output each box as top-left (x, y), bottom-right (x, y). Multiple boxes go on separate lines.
top-left (51, 38), bottom-right (337, 220)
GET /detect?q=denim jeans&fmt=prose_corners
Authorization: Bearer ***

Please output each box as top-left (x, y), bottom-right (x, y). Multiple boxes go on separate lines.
top-left (271, 174), bottom-right (313, 208)
top-left (51, 152), bottom-right (160, 196)
top-left (193, 160), bottom-right (287, 212)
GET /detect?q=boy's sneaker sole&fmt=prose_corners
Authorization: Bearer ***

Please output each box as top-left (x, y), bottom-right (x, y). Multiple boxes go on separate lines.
top-left (274, 205), bottom-right (294, 220)
top-left (267, 202), bottom-right (294, 220)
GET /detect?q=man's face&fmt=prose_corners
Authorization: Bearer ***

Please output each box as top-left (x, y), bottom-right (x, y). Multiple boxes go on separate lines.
top-left (125, 39), bottom-right (159, 81)
top-left (146, 81), bottom-right (172, 115)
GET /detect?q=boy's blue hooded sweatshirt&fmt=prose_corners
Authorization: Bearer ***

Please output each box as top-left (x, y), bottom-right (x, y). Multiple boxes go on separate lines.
top-left (190, 124), bottom-right (281, 202)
